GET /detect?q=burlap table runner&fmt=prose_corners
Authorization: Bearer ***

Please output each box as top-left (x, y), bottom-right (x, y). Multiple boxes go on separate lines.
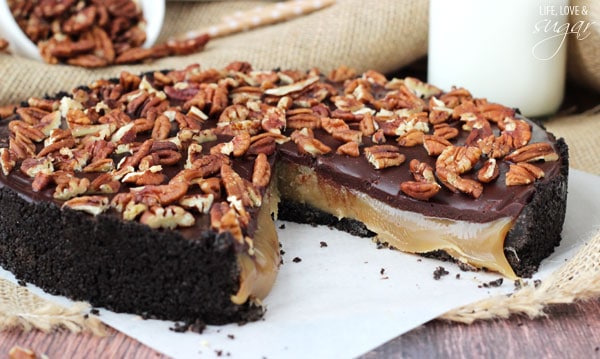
top-left (0, 0), bottom-right (599, 333)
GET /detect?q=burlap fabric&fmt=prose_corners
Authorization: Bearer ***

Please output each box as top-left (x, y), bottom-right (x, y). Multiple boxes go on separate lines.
top-left (568, 0), bottom-right (600, 93)
top-left (0, 0), bottom-right (598, 333)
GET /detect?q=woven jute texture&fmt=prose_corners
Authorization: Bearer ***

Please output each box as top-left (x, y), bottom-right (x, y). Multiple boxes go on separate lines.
top-left (568, 0), bottom-right (600, 93)
top-left (0, 0), bottom-right (599, 334)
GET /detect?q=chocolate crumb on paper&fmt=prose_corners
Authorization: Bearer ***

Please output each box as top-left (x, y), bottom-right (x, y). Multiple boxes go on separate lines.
top-left (433, 266), bottom-right (449, 280)
top-left (479, 278), bottom-right (504, 288)
top-left (320, 241), bottom-right (328, 248)
top-left (292, 257), bottom-right (302, 263)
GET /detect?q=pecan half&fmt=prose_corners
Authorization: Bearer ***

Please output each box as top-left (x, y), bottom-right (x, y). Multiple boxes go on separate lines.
top-left (504, 143), bottom-right (558, 163)
top-left (423, 135), bottom-right (452, 156)
top-left (364, 145), bottom-right (406, 170)
top-left (506, 163), bottom-right (545, 186)
top-left (436, 145), bottom-right (481, 174)
top-left (400, 181), bottom-right (441, 201)
top-left (436, 167), bottom-right (483, 198)
top-left (290, 128), bottom-right (331, 157)
top-left (252, 153), bottom-right (271, 188)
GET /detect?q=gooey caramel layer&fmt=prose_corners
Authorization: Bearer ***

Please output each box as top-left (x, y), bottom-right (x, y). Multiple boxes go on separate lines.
top-left (277, 161), bottom-right (518, 279)
top-left (231, 178), bottom-right (280, 305)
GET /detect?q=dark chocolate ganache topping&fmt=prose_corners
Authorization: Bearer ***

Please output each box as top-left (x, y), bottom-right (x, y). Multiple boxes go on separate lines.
top-left (0, 62), bottom-right (564, 233)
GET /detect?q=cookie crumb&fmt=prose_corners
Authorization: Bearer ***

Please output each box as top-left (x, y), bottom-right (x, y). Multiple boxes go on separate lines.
top-left (319, 241), bottom-right (328, 248)
top-left (433, 266), bottom-right (449, 280)
top-left (479, 278), bottom-right (504, 288)
top-left (170, 319), bottom-right (206, 333)
top-left (90, 308), bottom-right (100, 316)
top-left (534, 279), bottom-right (542, 288)
top-left (279, 224), bottom-right (286, 229)
top-left (17, 280), bottom-right (26, 287)
top-left (455, 273), bottom-right (461, 279)
top-left (227, 334), bottom-right (235, 340)
top-left (292, 257), bottom-right (302, 263)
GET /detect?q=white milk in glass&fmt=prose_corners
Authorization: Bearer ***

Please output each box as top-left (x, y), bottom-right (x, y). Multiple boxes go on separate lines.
top-left (428, 0), bottom-right (568, 117)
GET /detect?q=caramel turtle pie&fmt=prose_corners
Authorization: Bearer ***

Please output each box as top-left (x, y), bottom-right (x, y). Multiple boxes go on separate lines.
top-left (0, 62), bottom-right (567, 324)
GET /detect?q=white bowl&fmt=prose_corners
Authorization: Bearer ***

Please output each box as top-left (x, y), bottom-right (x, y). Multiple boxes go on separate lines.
top-left (0, 0), bottom-right (165, 62)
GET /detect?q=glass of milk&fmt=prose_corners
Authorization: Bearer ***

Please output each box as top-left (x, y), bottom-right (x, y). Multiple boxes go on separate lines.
top-left (428, 0), bottom-right (569, 117)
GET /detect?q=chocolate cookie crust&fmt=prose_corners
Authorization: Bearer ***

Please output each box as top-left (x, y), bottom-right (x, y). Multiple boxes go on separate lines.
top-left (0, 186), bottom-right (263, 324)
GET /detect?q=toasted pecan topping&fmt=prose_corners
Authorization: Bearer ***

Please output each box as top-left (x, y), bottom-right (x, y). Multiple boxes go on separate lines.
top-left (2, 61), bottom-right (562, 239)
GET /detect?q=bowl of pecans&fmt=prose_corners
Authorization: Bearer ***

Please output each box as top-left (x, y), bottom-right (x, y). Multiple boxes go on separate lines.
top-left (0, 0), bottom-right (165, 66)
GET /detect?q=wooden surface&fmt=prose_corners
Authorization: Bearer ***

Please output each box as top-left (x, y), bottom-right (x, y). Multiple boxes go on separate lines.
top-left (1, 298), bottom-right (599, 358)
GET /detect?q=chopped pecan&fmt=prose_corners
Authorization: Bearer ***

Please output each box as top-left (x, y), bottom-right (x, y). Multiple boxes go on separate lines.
top-left (199, 177), bottom-right (222, 198)
top-left (140, 205), bottom-right (195, 229)
top-left (0, 104), bottom-right (16, 119)
top-left (433, 123), bottom-right (459, 140)
top-left (90, 172), bottom-right (121, 194)
top-left (321, 117), bottom-right (350, 134)
top-left (62, 195), bottom-right (109, 216)
top-left (477, 159), bottom-right (500, 183)
top-left (54, 177), bottom-right (90, 200)
top-left (500, 118), bottom-right (531, 149)
top-left (287, 112), bottom-right (321, 130)
top-left (20, 157), bottom-right (54, 178)
top-left (397, 130), bottom-right (424, 147)
top-left (359, 113), bottom-right (378, 137)
top-left (478, 134), bottom-right (512, 159)
top-left (151, 114), bottom-right (171, 140)
top-left (232, 131), bottom-right (251, 157)
top-left (409, 159), bottom-right (437, 184)
top-left (364, 145), bottom-right (406, 170)
top-left (122, 167), bottom-right (165, 186)
top-left (187, 153), bottom-right (229, 178)
top-left (332, 129), bottom-right (363, 144)
top-left (403, 77), bottom-right (442, 99)
top-left (0, 148), bottom-right (17, 175)
top-left (222, 164), bottom-right (261, 207)
top-left (259, 105), bottom-right (286, 134)
top-left (37, 137), bottom-right (76, 157)
top-left (247, 135), bottom-right (277, 156)
top-left (371, 129), bottom-right (387, 144)
top-left (180, 194), bottom-right (215, 214)
top-left (210, 202), bottom-right (244, 243)
top-left (35, 111), bottom-right (62, 136)
top-left (16, 107), bottom-right (49, 125)
top-left (10, 131), bottom-right (36, 160)
top-left (133, 181), bottom-right (189, 207)
top-left (328, 65), bottom-right (357, 82)
top-left (83, 158), bottom-right (115, 173)
top-left (264, 76), bottom-right (319, 97)
top-left (217, 104), bottom-right (260, 135)
top-left (428, 97), bottom-right (453, 124)
top-left (336, 141), bottom-right (360, 157)
top-left (9, 121), bottom-right (46, 142)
